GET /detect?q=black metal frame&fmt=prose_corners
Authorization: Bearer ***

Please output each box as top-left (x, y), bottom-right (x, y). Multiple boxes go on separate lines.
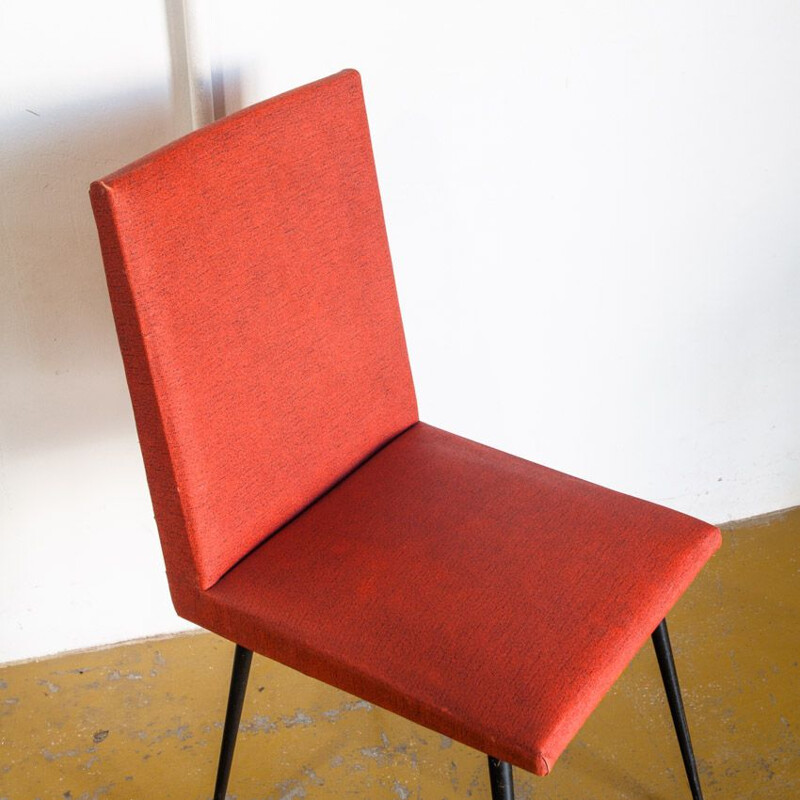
top-left (213, 644), bottom-right (253, 800)
top-left (488, 755), bottom-right (515, 800)
top-left (652, 618), bottom-right (704, 800)
top-left (212, 618), bottom-right (704, 799)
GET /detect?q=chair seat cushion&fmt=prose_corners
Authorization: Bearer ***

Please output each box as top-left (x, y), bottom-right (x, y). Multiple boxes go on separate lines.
top-left (183, 422), bottom-right (721, 775)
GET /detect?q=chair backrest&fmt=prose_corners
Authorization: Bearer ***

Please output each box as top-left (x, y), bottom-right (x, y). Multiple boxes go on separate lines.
top-left (90, 70), bottom-right (418, 592)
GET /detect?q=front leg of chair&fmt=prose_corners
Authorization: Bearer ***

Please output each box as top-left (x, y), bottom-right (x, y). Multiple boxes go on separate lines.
top-left (214, 644), bottom-right (253, 800)
top-left (652, 618), bottom-right (705, 800)
top-left (488, 756), bottom-right (515, 800)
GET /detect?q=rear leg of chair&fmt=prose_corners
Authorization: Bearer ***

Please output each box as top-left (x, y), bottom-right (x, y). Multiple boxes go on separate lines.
top-left (652, 619), bottom-right (704, 800)
top-left (213, 644), bottom-right (253, 800)
top-left (488, 756), bottom-right (515, 800)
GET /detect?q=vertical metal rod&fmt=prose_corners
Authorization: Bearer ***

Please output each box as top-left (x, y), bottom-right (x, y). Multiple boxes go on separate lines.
top-left (652, 619), bottom-right (704, 800)
top-left (213, 644), bottom-right (253, 800)
top-left (487, 755), bottom-right (515, 800)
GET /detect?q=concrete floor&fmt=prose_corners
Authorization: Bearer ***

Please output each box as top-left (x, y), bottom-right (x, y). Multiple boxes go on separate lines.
top-left (1, 509), bottom-right (798, 800)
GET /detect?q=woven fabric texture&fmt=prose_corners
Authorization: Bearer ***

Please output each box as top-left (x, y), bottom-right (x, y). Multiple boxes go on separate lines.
top-left (91, 69), bottom-right (721, 776)
top-left (184, 422), bottom-right (720, 775)
top-left (90, 70), bottom-right (418, 591)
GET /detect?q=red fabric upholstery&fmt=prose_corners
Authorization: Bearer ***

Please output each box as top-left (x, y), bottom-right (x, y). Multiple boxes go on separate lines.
top-left (90, 71), bottom-right (418, 591)
top-left (185, 423), bottom-right (720, 775)
top-left (90, 70), bottom-right (721, 776)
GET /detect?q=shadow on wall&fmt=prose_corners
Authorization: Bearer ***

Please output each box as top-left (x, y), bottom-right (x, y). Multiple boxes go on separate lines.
top-left (1, 59), bottom-right (244, 457)
top-left (1, 89), bottom-right (176, 454)
top-left (0, 2), bottom-right (244, 462)
top-left (163, 0), bottom-right (243, 128)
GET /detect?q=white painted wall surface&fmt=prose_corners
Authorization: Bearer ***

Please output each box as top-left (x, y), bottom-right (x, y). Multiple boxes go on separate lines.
top-left (2, 1), bottom-right (799, 663)
top-left (0, 0), bottom-right (190, 663)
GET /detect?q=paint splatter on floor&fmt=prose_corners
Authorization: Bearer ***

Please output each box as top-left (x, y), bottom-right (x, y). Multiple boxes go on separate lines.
top-left (1, 511), bottom-right (798, 799)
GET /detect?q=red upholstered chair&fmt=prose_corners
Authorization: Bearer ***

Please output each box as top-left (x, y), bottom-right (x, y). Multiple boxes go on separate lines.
top-left (90, 70), bottom-right (720, 800)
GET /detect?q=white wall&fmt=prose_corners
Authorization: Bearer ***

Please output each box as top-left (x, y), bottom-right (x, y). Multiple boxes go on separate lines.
top-left (0, 0), bottom-right (187, 663)
top-left (2, 1), bottom-right (799, 663)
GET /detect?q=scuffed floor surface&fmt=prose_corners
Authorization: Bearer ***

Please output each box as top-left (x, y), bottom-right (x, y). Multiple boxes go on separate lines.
top-left (1, 509), bottom-right (798, 799)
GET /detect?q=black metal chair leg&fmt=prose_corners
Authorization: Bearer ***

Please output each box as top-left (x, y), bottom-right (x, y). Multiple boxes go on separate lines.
top-left (488, 756), bottom-right (515, 800)
top-left (652, 619), bottom-right (704, 800)
top-left (213, 644), bottom-right (253, 800)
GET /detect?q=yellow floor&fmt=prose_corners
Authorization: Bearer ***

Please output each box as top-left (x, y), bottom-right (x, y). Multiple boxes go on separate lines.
top-left (1, 509), bottom-right (798, 800)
